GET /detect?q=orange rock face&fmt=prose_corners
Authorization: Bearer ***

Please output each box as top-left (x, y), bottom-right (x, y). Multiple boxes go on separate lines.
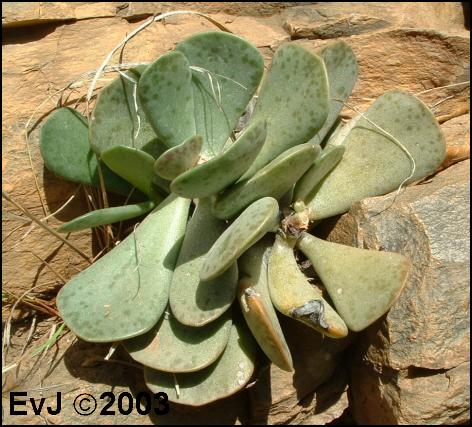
top-left (2, 2), bottom-right (469, 425)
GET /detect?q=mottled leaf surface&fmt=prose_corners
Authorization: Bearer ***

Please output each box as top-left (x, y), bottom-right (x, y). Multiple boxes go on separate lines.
top-left (145, 321), bottom-right (257, 406)
top-left (90, 66), bottom-right (157, 155)
top-left (40, 107), bottom-right (134, 196)
top-left (101, 146), bottom-right (162, 201)
top-left (171, 120), bottom-right (267, 199)
top-left (176, 31), bottom-right (264, 157)
top-left (58, 201), bottom-right (157, 233)
top-left (154, 135), bottom-right (202, 181)
top-left (124, 309), bottom-right (231, 373)
top-left (242, 44), bottom-right (329, 179)
top-left (307, 90), bottom-right (446, 220)
top-left (202, 197), bottom-right (280, 281)
top-left (170, 199), bottom-right (238, 327)
top-left (57, 195), bottom-right (190, 342)
top-left (293, 145), bottom-right (345, 203)
top-left (139, 52), bottom-right (196, 148)
top-left (212, 143), bottom-right (320, 219)
top-left (311, 41), bottom-right (358, 144)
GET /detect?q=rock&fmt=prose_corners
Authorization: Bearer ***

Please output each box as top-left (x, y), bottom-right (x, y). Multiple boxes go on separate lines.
top-left (300, 369), bottom-right (350, 425)
top-left (323, 160), bottom-right (470, 424)
top-left (350, 361), bottom-right (470, 425)
top-left (1, 2), bottom-right (308, 28)
top-left (439, 113), bottom-right (470, 170)
top-left (248, 315), bottom-right (353, 424)
top-left (1, 2), bottom-right (118, 28)
top-left (120, 2), bottom-right (309, 19)
top-left (283, 3), bottom-right (468, 40)
top-left (2, 2), bottom-right (470, 424)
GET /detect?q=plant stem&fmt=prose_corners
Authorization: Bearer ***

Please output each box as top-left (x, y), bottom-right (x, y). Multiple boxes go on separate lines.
top-left (2, 191), bottom-right (92, 263)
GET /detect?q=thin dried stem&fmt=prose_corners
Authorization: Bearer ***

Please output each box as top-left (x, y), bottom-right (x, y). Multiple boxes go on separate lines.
top-left (117, 70), bottom-right (141, 142)
top-left (83, 186), bottom-right (105, 251)
top-left (3, 290), bottom-right (60, 318)
top-left (30, 251), bottom-right (67, 283)
top-left (104, 342), bottom-right (119, 361)
top-left (91, 246), bottom-right (108, 263)
top-left (86, 10), bottom-right (232, 114)
top-left (2, 282), bottom-right (63, 372)
top-left (2, 223), bottom-right (29, 243)
top-left (414, 81), bottom-right (470, 96)
top-left (2, 191), bottom-right (91, 263)
top-left (42, 186), bottom-right (81, 222)
top-left (20, 316), bottom-right (37, 358)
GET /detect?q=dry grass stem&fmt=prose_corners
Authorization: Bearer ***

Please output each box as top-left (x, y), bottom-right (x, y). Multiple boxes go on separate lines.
top-left (30, 252), bottom-right (67, 283)
top-left (2, 191), bottom-right (91, 263)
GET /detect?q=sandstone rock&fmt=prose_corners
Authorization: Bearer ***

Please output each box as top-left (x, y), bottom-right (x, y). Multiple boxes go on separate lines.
top-left (350, 361), bottom-right (470, 425)
top-left (2, 2), bottom-right (308, 28)
top-left (1, 2), bottom-right (118, 27)
top-left (2, 2), bottom-right (42, 27)
top-left (441, 113), bottom-right (470, 149)
top-left (283, 3), bottom-right (468, 40)
top-left (439, 113), bottom-right (470, 170)
top-left (248, 315), bottom-right (353, 424)
top-left (2, 3), bottom-right (470, 424)
top-left (299, 369), bottom-right (350, 425)
top-left (120, 2), bottom-right (309, 19)
top-left (324, 160), bottom-right (470, 424)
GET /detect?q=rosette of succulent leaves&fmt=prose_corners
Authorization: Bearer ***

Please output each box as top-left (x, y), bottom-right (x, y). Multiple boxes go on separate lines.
top-left (40, 31), bottom-right (445, 406)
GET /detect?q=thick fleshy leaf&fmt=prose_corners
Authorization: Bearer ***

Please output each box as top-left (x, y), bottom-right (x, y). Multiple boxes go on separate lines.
top-left (145, 321), bottom-right (257, 406)
top-left (307, 90), bottom-right (447, 220)
top-left (124, 309), bottom-right (232, 373)
top-left (212, 143), bottom-right (320, 220)
top-left (238, 237), bottom-right (293, 372)
top-left (139, 52), bottom-right (196, 148)
top-left (297, 232), bottom-right (411, 332)
top-left (201, 197), bottom-right (280, 282)
top-left (170, 120), bottom-right (267, 199)
top-left (176, 31), bottom-right (264, 157)
top-left (56, 195), bottom-right (190, 342)
top-left (58, 200), bottom-right (157, 233)
top-left (154, 135), bottom-right (202, 181)
top-left (241, 44), bottom-right (329, 179)
top-left (139, 140), bottom-right (173, 194)
top-left (293, 145), bottom-right (345, 203)
top-left (101, 146), bottom-right (163, 201)
top-left (40, 107), bottom-right (135, 196)
top-left (311, 41), bottom-right (358, 144)
top-left (268, 234), bottom-right (348, 338)
top-left (170, 199), bottom-right (238, 327)
top-left (90, 66), bottom-right (157, 155)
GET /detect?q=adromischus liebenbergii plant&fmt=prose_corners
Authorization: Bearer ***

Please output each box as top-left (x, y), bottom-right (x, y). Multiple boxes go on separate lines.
top-left (39, 31), bottom-right (446, 406)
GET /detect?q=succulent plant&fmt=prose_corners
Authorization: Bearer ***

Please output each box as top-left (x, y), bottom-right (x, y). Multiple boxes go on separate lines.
top-left (39, 30), bottom-right (446, 406)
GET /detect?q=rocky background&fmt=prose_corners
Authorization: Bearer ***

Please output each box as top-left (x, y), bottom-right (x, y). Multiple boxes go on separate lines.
top-left (2, 2), bottom-right (470, 424)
